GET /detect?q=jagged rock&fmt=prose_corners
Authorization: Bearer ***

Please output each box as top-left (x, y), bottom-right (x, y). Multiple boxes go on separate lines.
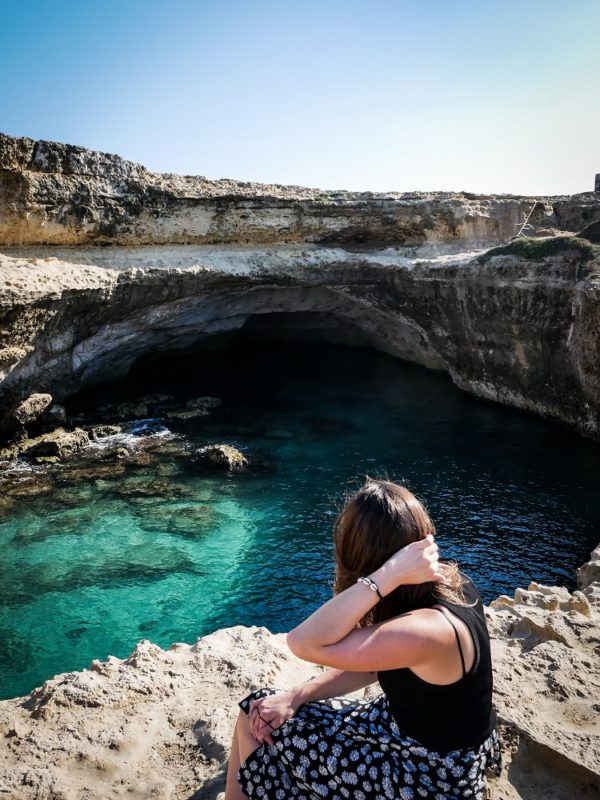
top-left (87, 423), bottom-right (123, 440)
top-left (491, 582), bottom-right (593, 617)
top-left (0, 443), bottom-right (19, 462)
top-left (38, 403), bottom-right (67, 431)
top-left (18, 427), bottom-right (89, 459)
top-left (192, 444), bottom-right (248, 471)
top-left (98, 446), bottom-right (131, 461)
top-left (485, 554), bottom-right (600, 797)
top-left (0, 345), bottom-right (31, 369)
top-left (577, 544), bottom-right (600, 590)
top-left (0, 392), bottom-right (53, 437)
top-left (186, 397), bottom-right (222, 411)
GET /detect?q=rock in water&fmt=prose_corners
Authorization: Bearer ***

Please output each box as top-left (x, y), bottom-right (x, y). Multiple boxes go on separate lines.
top-left (87, 424), bottom-right (123, 440)
top-left (19, 427), bottom-right (89, 459)
top-left (192, 444), bottom-right (248, 471)
top-left (0, 392), bottom-right (53, 438)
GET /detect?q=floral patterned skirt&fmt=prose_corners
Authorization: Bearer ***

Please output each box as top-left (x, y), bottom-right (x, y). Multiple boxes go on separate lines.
top-left (237, 687), bottom-right (502, 800)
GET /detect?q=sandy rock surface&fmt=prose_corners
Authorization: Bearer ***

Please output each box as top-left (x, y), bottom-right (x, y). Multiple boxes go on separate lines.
top-left (0, 547), bottom-right (598, 799)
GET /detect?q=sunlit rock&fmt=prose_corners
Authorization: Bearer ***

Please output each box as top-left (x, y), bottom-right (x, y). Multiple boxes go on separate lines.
top-left (192, 443), bottom-right (248, 471)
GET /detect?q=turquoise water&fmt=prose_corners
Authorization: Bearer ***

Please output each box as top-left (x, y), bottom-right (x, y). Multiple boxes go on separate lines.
top-left (1, 342), bottom-right (599, 700)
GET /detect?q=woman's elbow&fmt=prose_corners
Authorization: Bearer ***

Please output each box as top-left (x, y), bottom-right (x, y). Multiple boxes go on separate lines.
top-left (286, 629), bottom-right (314, 661)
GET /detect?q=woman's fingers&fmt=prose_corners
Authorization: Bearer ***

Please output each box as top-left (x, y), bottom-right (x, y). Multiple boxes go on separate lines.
top-left (249, 700), bottom-right (280, 746)
top-left (249, 698), bottom-right (265, 737)
top-left (255, 716), bottom-right (277, 747)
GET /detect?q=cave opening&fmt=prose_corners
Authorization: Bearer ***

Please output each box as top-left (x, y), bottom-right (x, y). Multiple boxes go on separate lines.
top-left (3, 313), bottom-right (600, 702)
top-left (66, 311), bottom-right (389, 415)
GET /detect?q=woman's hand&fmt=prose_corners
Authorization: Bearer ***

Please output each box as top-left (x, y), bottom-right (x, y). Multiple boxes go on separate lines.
top-left (375, 534), bottom-right (445, 592)
top-left (248, 691), bottom-right (297, 747)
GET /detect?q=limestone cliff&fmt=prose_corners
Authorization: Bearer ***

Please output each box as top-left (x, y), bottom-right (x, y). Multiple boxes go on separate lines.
top-left (1, 238), bottom-right (600, 440)
top-left (1, 132), bottom-right (600, 440)
top-left (2, 132), bottom-right (600, 248)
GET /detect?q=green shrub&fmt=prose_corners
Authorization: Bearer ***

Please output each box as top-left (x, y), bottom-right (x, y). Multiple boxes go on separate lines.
top-left (479, 236), bottom-right (600, 263)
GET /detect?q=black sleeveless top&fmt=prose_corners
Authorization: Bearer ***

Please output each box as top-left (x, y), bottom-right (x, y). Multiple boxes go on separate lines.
top-left (376, 573), bottom-right (497, 754)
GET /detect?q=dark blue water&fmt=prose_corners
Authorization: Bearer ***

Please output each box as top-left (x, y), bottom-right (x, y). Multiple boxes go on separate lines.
top-left (1, 342), bottom-right (598, 700)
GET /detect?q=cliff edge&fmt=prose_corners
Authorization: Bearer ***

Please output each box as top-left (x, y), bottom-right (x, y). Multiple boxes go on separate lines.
top-left (0, 545), bottom-right (598, 799)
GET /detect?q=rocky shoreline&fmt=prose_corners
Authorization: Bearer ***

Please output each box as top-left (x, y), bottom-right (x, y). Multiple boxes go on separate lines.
top-left (0, 544), bottom-right (597, 799)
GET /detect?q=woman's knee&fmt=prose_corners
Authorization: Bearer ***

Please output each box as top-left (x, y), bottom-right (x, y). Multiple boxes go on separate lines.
top-left (236, 708), bottom-right (255, 737)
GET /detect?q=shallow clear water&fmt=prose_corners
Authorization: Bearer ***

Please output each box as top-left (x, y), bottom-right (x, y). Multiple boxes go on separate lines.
top-left (1, 342), bottom-right (599, 700)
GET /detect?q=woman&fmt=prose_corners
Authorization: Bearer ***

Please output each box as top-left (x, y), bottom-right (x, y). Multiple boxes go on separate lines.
top-left (224, 477), bottom-right (502, 799)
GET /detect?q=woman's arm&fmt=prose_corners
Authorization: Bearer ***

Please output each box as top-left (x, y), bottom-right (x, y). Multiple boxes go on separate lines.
top-left (249, 668), bottom-right (376, 744)
top-left (288, 667), bottom-right (377, 708)
top-left (286, 534), bottom-right (445, 671)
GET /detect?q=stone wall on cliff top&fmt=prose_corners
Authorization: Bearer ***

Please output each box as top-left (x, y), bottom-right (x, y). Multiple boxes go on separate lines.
top-left (2, 132), bottom-right (600, 247)
top-left (0, 545), bottom-right (598, 800)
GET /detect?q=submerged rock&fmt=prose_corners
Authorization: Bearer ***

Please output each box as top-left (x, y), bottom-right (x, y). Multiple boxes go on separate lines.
top-left (115, 476), bottom-right (193, 499)
top-left (3, 477), bottom-right (53, 498)
top-left (191, 444), bottom-right (248, 471)
top-left (136, 503), bottom-right (216, 539)
top-left (57, 462), bottom-right (128, 484)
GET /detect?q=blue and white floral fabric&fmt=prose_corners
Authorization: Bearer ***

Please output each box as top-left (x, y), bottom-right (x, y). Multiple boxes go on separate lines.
top-left (237, 687), bottom-right (502, 800)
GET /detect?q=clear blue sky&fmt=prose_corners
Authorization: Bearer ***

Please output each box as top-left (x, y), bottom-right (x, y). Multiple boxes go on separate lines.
top-left (1, 0), bottom-right (599, 194)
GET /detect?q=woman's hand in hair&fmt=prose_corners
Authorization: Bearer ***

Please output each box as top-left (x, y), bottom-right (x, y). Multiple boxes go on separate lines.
top-left (248, 691), bottom-right (296, 747)
top-left (378, 534), bottom-right (446, 589)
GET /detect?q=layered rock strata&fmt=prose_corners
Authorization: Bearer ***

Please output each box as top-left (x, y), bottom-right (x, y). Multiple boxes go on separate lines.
top-left (1, 133), bottom-right (600, 439)
top-left (0, 546), bottom-right (598, 800)
top-left (2, 132), bottom-right (600, 248)
top-left (1, 236), bottom-right (599, 441)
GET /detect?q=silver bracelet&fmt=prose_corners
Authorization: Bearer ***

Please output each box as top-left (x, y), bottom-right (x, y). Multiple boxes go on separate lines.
top-left (356, 576), bottom-right (384, 600)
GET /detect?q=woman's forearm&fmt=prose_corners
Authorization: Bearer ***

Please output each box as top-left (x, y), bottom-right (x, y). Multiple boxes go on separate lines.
top-left (287, 536), bottom-right (440, 656)
top-left (287, 562), bottom-right (395, 653)
top-left (288, 668), bottom-right (376, 711)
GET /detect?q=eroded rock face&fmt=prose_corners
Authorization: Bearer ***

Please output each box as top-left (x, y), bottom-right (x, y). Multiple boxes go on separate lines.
top-left (1, 133), bottom-right (600, 439)
top-left (0, 545), bottom-right (598, 799)
top-left (0, 392), bottom-right (52, 437)
top-left (485, 547), bottom-right (600, 798)
top-left (1, 236), bottom-right (599, 440)
top-left (3, 132), bottom-right (600, 248)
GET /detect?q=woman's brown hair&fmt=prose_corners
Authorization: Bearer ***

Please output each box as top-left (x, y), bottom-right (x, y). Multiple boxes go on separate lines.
top-left (332, 476), bottom-right (470, 626)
